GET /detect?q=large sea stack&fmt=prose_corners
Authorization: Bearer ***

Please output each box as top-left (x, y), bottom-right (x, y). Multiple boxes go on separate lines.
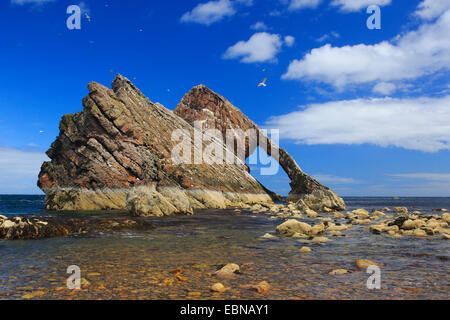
top-left (38, 75), bottom-right (345, 216)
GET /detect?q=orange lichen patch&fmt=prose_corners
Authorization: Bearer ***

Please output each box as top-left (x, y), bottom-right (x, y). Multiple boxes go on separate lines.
top-left (39, 174), bottom-right (53, 189)
top-left (180, 179), bottom-right (193, 189)
top-left (134, 134), bottom-right (143, 145)
top-left (119, 124), bottom-right (128, 135)
top-left (127, 176), bottom-right (138, 184)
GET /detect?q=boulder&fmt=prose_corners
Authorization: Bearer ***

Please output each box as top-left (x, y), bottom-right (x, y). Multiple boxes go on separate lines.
top-left (351, 209), bottom-right (370, 218)
top-left (351, 219), bottom-right (372, 225)
top-left (401, 219), bottom-right (425, 230)
top-left (333, 212), bottom-right (346, 219)
top-left (276, 219), bottom-right (312, 237)
top-left (305, 209), bottom-right (320, 218)
top-left (426, 219), bottom-right (441, 229)
top-left (356, 259), bottom-right (383, 269)
top-left (309, 236), bottom-right (331, 243)
top-left (370, 224), bottom-right (389, 234)
top-left (260, 233), bottom-right (278, 240)
top-left (250, 281), bottom-right (271, 295)
top-left (215, 264), bottom-right (240, 279)
top-left (210, 283), bottom-right (227, 293)
top-left (372, 210), bottom-right (386, 216)
top-left (412, 229), bottom-right (427, 237)
top-left (393, 207), bottom-right (409, 214)
top-left (329, 269), bottom-right (350, 275)
top-left (388, 216), bottom-right (409, 228)
top-left (311, 222), bottom-right (325, 236)
top-left (327, 223), bottom-right (349, 232)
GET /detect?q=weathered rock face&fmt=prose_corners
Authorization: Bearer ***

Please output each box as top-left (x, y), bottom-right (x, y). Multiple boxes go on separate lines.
top-left (174, 85), bottom-right (346, 211)
top-left (38, 75), bottom-right (273, 215)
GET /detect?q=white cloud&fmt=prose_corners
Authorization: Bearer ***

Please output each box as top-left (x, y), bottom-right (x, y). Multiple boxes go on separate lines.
top-left (181, 0), bottom-right (236, 25)
top-left (0, 147), bottom-right (49, 194)
top-left (343, 181), bottom-right (450, 197)
top-left (223, 32), bottom-right (284, 63)
top-left (316, 31), bottom-right (340, 43)
top-left (269, 10), bottom-right (282, 17)
top-left (312, 174), bottom-right (360, 184)
top-left (267, 95), bottom-right (450, 153)
top-left (387, 173), bottom-right (450, 181)
top-left (415, 0), bottom-right (450, 20)
top-left (11, 0), bottom-right (54, 5)
top-left (372, 82), bottom-right (396, 95)
top-left (289, 0), bottom-right (322, 11)
top-left (385, 173), bottom-right (450, 196)
top-left (284, 35), bottom-right (295, 47)
top-left (250, 21), bottom-right (269, 31)
top-left (331, 0), bottom-right (391, 12)
top-left (223, 33), bottom-right (295, 63)
top-left (282, 10), bottom-right (450, 89)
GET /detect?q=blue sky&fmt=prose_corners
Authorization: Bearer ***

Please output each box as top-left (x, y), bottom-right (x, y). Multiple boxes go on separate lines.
top-left (0, 0), bottom-right (449, 196)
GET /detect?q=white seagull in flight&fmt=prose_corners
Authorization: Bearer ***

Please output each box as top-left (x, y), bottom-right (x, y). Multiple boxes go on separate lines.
top-left (258, 77), bottom-right (268, 87)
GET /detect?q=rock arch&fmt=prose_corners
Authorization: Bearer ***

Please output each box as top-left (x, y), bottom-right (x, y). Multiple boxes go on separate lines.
top-left (174, 85), bottom-right (346, 211)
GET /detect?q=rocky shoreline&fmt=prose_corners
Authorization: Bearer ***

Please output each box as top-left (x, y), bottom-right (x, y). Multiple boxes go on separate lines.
top-left (0, 214), bottom-right (155, 240)
top-left (1, 203), bottom-right (448, 241)
top-left (11, 76), bottom-right (447, 243)
top-left (242, 203), bottom-right (450, 241)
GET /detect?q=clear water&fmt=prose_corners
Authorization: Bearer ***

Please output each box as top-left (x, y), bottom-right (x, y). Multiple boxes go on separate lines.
top-left (0, 195), bottom-right (449, 300)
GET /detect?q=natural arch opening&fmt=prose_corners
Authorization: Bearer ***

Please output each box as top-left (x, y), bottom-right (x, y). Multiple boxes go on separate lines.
top-left (246, 146), bottom-right (290, 200)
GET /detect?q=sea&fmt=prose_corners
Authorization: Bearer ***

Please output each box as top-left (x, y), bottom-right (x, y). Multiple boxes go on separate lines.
top-left (0, 195), bottom-right (449, 300)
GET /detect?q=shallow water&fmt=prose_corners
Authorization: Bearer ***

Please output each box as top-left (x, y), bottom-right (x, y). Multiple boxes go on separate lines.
top-left (0, 196), bottom-right (449, 300)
